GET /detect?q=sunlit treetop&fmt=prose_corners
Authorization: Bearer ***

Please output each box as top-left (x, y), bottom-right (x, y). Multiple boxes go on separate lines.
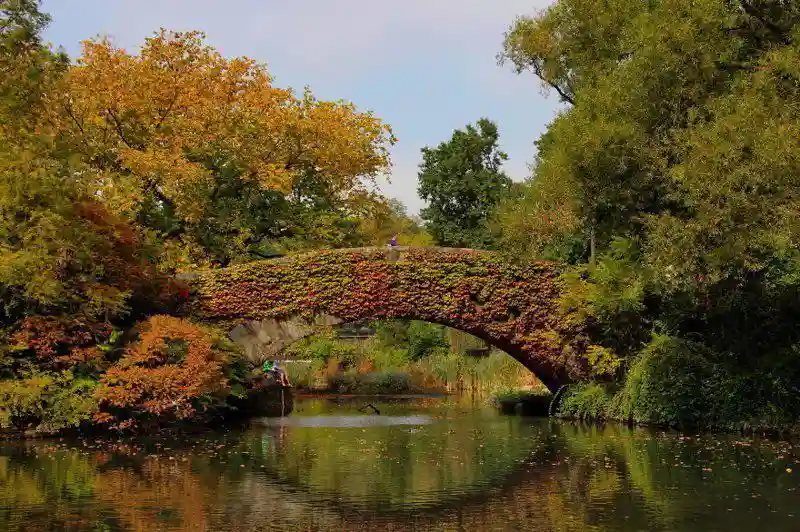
top-left (42, 30), bottom-right (396, 221)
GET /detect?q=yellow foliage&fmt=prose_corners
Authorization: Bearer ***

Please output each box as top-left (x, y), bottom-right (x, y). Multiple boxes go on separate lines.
top-left (42, 30), bottom-right (395, 221)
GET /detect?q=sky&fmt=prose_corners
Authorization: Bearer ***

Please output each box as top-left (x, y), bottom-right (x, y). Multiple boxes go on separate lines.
top-left (41, 0), bottom-right (562, 214)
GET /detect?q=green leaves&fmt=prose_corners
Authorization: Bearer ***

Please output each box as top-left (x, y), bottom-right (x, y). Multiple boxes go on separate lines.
top-left (417, 119), bottom-right (512, 250)
top-left (0, 369), bottom-right (99, 433)
top-left (497, 1), bottom-right (800, 427)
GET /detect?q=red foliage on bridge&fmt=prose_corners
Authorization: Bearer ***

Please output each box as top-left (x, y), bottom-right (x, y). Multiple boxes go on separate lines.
top-left (186, 247), bottom-right (584, 390)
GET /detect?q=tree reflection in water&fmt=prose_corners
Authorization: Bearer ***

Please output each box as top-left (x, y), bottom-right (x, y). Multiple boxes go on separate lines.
top-left (1, 398), bottom-right (798, 531)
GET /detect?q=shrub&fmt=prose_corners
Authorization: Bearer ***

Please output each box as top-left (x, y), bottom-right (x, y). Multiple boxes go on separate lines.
top-left (10, 316), bottom-right (114, 373)
top-left (94, 316), bottom-right (231, 429)
top-left (284, 359), bottom-right (326, 390)
top-left (406, 321), bottom-right (447, 361)
top-left (327, 370), bottom-right (416, 394)
top-left (0, 370), bottom-right (99, 434)
top-left (286, 335), bottom-right (358, 364)
top-left (559, 383), bottom-right (614, 421)
top-left (611, 334), bottom-right (714, 427)
top-left (365, 371), bottom-right (414, 394)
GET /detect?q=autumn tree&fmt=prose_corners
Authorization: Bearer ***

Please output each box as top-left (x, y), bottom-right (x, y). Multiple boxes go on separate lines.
top-left (0, 5), bottom-right (403, 433)
top-left (40, 30), bottom-right (395, 266)
top-left (417, 119), bottom-right (512, 249)
top-left (94, 316), bottom-right (238, 430)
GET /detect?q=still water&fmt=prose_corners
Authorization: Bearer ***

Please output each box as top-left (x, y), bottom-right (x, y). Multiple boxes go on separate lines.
top-left (1, 396), bottom-right (799, 531)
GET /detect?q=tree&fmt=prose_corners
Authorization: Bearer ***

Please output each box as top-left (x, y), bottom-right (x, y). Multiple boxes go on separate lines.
top-left (417, 119), bottom-right (512, 249)
top-left (358, 197), bottom-right (433, 247)
top-left (38, 30), bottom-right (395, 266)
top-left (497, 0), bottom-right (800, 426)
top-left (498, 0), bottom-right (644, 105)
top-left (0, 0), bottom-right (66, 134)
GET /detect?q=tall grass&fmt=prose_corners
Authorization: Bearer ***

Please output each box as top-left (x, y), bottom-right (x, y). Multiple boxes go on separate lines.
top-left (282, 323), bottom-right (545, 396)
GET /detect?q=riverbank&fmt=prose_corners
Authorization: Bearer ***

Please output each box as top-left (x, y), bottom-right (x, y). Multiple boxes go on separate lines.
top-left (554, 383), bottom-right (800, 438)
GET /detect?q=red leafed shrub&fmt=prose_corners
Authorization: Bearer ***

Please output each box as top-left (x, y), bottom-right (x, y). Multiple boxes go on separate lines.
top-left (94, 316), bottom-right (229, 429)
top-left (12, 316), bottom-right (112, 371)
top-left (71, 200), bottom-right (191, 317)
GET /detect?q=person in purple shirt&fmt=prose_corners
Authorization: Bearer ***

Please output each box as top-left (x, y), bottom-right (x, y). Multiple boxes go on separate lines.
top-left (388, 234), bottom-right (398, 247)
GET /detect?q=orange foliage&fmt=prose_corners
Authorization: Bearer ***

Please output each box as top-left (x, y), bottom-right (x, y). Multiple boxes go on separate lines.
top-left (44, 30), bottom-right (395, 221)
top-left (94, 316), bottom-right (228, 428)
top-left (12, 316), bottom-right (111, 370)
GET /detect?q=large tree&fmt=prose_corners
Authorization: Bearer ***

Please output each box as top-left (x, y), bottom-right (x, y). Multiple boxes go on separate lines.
top-left (417, 119), bottom-right (511, 249)
top-left (0, 4), bottom-right (404, 432)
top-left (36, 30), bottom-right (395, 267)
top-left (497, 0), bottom-right (800, 426)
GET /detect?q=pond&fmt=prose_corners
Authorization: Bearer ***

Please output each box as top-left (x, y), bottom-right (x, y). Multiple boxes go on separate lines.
top-left (1, 396), bottom-right (799, 531)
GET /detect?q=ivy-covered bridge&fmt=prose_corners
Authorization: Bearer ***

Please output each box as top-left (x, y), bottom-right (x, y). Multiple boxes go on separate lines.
top-left (181, 247), bottom-right (580, 392)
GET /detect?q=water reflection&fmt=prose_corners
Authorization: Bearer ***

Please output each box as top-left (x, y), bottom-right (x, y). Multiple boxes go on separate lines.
top-left (0, 397), bottom-right (798, 531)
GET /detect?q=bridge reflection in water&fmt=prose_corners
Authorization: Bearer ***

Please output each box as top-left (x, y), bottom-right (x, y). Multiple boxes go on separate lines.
top-left (1, 397), bottom-right (799, 531)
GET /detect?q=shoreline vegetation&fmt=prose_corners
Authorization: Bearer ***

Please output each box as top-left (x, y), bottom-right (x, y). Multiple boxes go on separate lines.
top-left (3, 1), bottom-right (800, 439)
top-left (282, 322), bottom-right (547, 399)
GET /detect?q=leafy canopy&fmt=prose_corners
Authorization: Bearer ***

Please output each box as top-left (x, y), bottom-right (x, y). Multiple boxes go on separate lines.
top-left (35, 30), bottom-right (396, 265)
top-left (417, 118), bottom-right (512, 249)
top-left (496, 0), bottom-right (800, 423)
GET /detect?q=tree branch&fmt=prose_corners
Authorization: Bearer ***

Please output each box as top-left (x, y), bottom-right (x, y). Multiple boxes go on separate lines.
top-left (155, 91), bottom-right (180, 130)
top-left (105, 108), bottom-right (134, 149)
top-left (532, 63), bottom-right (575, 105)
top-left (546, 78), bottom-right (575, 105)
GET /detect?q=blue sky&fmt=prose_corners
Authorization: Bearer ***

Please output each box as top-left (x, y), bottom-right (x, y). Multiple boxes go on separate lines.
top-left (41, 0), bottom-right (562, 214)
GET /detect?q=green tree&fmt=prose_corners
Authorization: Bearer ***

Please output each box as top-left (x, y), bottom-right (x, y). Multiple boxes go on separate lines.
top-left (498, 0), bottom-right (800, 427)
top-left (0, 0), bottom-right (66, 133)
top-left (359, 198), bottom-right (433, 247)
top-left (417, 119), bottom-right (512, 249)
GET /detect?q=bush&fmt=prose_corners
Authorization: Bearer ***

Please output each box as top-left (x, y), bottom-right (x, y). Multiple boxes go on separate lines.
top-left (365, 371), bottom-right (414, 394)
top-left (611, 334), bottom-right (713, 427)
top-left (7, 316), bottom-right (116, 375)
top-left (94, 316), bottom-right (233, 430)
top-left (286, 335), bottom-right (358, 364)
top-left (556, 334), bottom-right (800, 431)
top-left (371, 320), bottom-right (448, 361)
top-left (0, 370), bottom-right (99, 434)
top-left (328, 370), bottom-right (416, 394)
top-left (406, 321), bottom-right (447, 360)
top-left (559, 383), bottom-right (614, 421)
top-left (284, 359), bottom-right (326, 391)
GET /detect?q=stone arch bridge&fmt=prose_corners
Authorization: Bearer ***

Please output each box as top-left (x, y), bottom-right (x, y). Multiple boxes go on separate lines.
top-left (181, 247), bottom-right (582, 392)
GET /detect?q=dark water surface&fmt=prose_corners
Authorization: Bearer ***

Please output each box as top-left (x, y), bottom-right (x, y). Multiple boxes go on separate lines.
top-left (1, 396), bottom-right (799, 531)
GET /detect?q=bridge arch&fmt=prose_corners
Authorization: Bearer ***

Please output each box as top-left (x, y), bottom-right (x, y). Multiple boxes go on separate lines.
top-left (182, 247), bottom-right (577, 392)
